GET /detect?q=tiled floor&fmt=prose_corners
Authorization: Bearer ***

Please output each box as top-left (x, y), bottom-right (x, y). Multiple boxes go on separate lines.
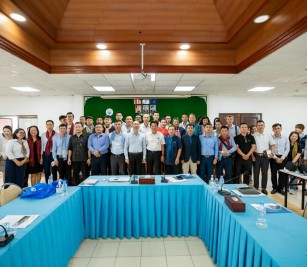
top-left (68, 236), bottom-right (215, 267)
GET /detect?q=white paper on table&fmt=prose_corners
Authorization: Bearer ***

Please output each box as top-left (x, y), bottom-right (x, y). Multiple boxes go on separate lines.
top-left (166, 176), bottom-right (187, 183)
top-left (80, 179), bottom-right (99, 186)
top-left (0, 215), bottom-right (39, 228)
top-left (232, 189), bottom-right (264, 197)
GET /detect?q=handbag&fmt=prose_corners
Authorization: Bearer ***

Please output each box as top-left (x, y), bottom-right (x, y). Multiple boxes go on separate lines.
top-left (20, 183), bottom-right (56, 199)
top-left (0, 183), bottom-right (22, 206)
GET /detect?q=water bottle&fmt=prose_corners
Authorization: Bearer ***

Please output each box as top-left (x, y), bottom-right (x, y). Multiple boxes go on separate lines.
top-left (256, 201), bottom-right (268, 229)
top-left (209, 175), bottom-right (214, 189)
top-left (48, 175), bottom-right (53, 185)
top-left (62, 180), bottom-right (68, 196)
top-left (56, 179), bottom-right (62, 194)
top-left (219, 176), bottom-right (224, 190)
top-left (214, 177), bottom-right (219, 192)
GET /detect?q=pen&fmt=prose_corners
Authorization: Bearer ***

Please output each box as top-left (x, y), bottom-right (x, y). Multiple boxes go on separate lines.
top-left (12, 215), bottom-right (30, 227)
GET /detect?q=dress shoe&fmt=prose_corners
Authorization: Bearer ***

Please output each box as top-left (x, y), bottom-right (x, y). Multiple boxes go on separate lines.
top-left (271, 189), bottom-right (277, 194)
top-left (278, 189), bottom-right (285, 196)
top-left (261, 189), bottom-right (268, 195)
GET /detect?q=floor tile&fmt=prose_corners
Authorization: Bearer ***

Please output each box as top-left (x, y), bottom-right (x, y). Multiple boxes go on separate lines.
top-left (68, 257), bottom-right (90, 267)
top-left (73, 239), bottom-right (98, 257)
top-left (166, 256), bottom-right (194, 267)
top-left (99, 237), bottom-right (121, 242)
top-left (88, 257), bottom-right (115, 267)
top-left (117, 241), bottom-right (142, 256)
top-left (141, 256), bottom-right (167, 267)
top-left (184, 236), bottom-right (201, 241)
top-left (164, 241), bottom-right (189, 256)
top-left (186, 240), bottom-right (208, 255)
top-left (141, 241), bottom-right (165, 256)
top-left (191, 255), bottom-right (215, 267)
top-left (92, 239), bottom-right (119, 257)
top-left (163, 236), bottom-right (185, 241)
top-left (114, 257), bottom-right (141, 267)
top-left (121, 237), bottom-right (143, 242)
top-left (142, 237), bottom-right (164, 242)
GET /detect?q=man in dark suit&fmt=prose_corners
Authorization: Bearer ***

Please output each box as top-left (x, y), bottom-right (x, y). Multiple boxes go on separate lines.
top-left (181, 124), bottom-right (201, 174)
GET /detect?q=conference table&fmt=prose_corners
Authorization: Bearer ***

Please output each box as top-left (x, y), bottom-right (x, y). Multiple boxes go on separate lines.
top-left (201, 183), bottom-right (307, 267)
top-left (279, 169), bottom-right (307, 209)
top-left (0, 187), bottom-right (84, 267)
top-left (81, 175), bottom-right (206, 239)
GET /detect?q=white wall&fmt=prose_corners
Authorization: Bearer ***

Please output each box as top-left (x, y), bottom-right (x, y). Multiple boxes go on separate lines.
top-left (0, 95), bottom-right (84, 132)
top-left (207, 95), bottom-right (307, 136)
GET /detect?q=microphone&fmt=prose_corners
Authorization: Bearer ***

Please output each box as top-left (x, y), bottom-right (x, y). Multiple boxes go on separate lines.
top-left (130, 174), bottom-right (138, 184)
top-left (0, 224), bottom-right (14, 247)
top-left (218, 171), bottom-right (249, 196)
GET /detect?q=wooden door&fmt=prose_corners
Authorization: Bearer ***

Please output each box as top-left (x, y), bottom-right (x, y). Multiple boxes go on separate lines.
top-left (218, 113), bottom-right (262, 127)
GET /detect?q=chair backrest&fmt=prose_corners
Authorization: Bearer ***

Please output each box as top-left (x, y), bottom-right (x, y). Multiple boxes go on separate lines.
top-left (0, 183), bottom-right (22, 206)
top-left (303, 202), bottom-right (307, 219)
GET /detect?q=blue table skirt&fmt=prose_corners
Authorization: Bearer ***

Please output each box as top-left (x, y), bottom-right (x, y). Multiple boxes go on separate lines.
top-left (201, 184), bottom-right (307, 267)
top-left (0, 187), bottom-right (84, 267)
top-left (82, 176), bottom-right (206, 239)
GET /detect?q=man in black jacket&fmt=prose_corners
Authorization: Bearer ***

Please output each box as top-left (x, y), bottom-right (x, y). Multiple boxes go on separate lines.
top-left (181, 124), bottom-right (201, 174)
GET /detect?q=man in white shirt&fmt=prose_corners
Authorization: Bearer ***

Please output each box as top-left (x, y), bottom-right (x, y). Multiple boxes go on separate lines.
top-left (253, 120), bottom-right (275, 194)
top-left (121, 116), bottom-right (133, 134)
top-left (145, 121), bottom-right (165, 174)
top-left (139, 113), bottom-right (151, 134)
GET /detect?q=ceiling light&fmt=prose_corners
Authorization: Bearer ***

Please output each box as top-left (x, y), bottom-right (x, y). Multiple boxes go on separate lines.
top-left (11, 87), bottom-right (39, 92)
top-left (248, 87), bottom-right (274, 92)
top-left (9, 13), bottom-right (26, 22)
top-left (254, 15), bottom-right (270, 24)
top-left (174, 86), bottom-right (195, 92)
top-left (93, 86), bottom-right (115, 92)
top-left (0, 14), bottom-right (8, 23)
top-left (180, 44), bottom-right (190, 50)
top-left (96, 43), bottom-right (107, 50)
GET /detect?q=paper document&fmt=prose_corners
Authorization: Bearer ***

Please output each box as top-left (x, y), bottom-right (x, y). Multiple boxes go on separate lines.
top-left (81, 179), bottom-right (98, 186)
top-left (109, 177), bottom-right (131, 182)
top-left (166, 176), bottom-right (187, 183)
top-left (0, 215), bottom-right (39, 228)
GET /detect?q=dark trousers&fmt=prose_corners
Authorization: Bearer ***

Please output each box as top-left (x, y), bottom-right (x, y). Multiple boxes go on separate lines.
top-left (146, 150), bottom-right (162, 175)
top-left (128, 153), bottom-right (143, 175)
top-left (72, 161), bottom-right (87, 185)
top-left (165, 164), bottom-right (181, 175)
top-left (254, 155), bottom-right (269, 189)
top-left (57, 156), bottom-right (71, 181)
top-left (217, 157), bottom-right (232, 181)
top-left (200, 155), bottom-right (214, 183)
top-left (42, 152), bottom-right (57, 182)
top-left (106, 152), bottom-right (111, 175)
top-left (91, 154), bottom-right (107, 175)
top-left (235, 157), bottom-right (252, 184)
top-left (270, 157), bottom-right (287, 190)
top-left (5, 158), bottom-right (25, 188)
top-left (110, 153), bottom-right (125, 175)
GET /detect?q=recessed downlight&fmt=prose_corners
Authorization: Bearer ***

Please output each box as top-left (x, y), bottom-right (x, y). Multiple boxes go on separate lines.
top-left (11, 87), bottom-right (39, 92)
top-left (180, 44), bottom-right (190, 50)
top-left (96, 43), bottom-right (107, 50)
top-left (10, 13), bottom-right (26, 22)
top-left (254, 15), bottom-right (269, 24)
top-left (248, 87), bottom-right (274, 92)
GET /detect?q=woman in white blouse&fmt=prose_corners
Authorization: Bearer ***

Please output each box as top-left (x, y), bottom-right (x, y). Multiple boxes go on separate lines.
top-left (5, 128), bottom-right (29, 187)
top-left (0, 125), bottom-right (13, 181)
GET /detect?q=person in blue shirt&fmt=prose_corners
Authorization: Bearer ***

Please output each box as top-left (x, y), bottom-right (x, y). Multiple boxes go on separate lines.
top-left (52, 124), bottom-right (71, 182)
top-left (88, 124), bottom-right (110, 175)
top-left (199, 123), bottom-right (218, 183)
top-left (164, 125), bottom-right (182, 174)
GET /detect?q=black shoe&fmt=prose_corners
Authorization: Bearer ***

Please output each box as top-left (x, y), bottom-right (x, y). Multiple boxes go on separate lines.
top-left (261, 189), bottom-right (268, 195)
top-left (278, 189), bottom-right (285, 196)
top-left (271, 189), bottom-right (277, 194)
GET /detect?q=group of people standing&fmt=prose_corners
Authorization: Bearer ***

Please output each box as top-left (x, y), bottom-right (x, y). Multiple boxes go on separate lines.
top-left (0, 111), bottom-right (306, 195)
